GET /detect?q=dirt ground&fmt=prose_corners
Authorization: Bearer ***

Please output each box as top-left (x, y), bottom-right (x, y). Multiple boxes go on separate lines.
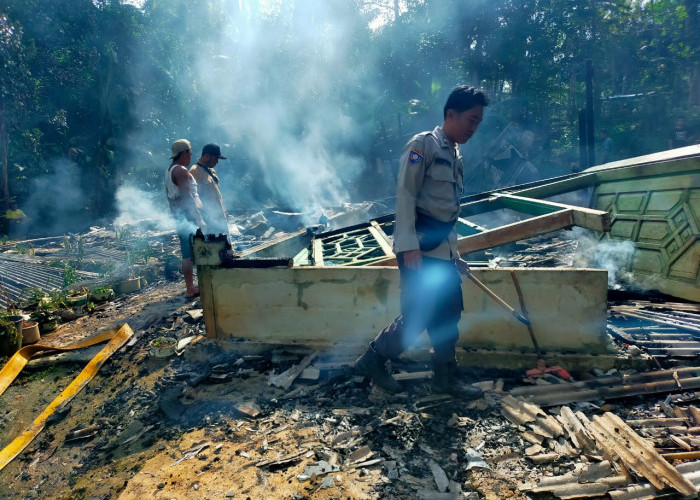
top-left (0, 279), bottom-right (541, 499)
top-left (4, 277), bottom-right (695, 499)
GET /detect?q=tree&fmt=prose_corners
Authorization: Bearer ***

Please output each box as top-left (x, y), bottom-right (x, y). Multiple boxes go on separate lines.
top-left (0, 14), bottom-right (28, 209)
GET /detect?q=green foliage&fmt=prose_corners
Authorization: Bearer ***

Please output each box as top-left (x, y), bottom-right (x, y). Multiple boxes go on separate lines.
top-left (92, 285), bottom-right (113, 294)
top-left (125, 237), bottom-right (154, 274)
top-left (115, 226), bottom-right (132, 243)
top-left (14, 244), bottom-right (34, 255)
top-left (0, 0), bottom-right (698, 215)
top-left (23, 286), bottom-right (47, 303)
top-left (62, 264), bottom-right (79, 289)
top-left (62, 235), bottom-right (86, 267)
top-left (25, 365), bottom-right (58, 382)
top-left (0, 318), bottom-right (19, 349)
top-left (96, 261), bottom-right (116, 278)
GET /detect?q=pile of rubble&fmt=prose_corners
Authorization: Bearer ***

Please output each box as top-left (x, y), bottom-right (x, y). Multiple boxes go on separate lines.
top-left (0, 201), bottom-right (392, 310)
top-left (1, 275), bottom-right (699, 499)
top-left (1, 210), bottom-right (699, 498)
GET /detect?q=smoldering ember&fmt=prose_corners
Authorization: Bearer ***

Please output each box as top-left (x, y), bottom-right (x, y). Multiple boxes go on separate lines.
top-left (1, 1), bottom-right (700, 500)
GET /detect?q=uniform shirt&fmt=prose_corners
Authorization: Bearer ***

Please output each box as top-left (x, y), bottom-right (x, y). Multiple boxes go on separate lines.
top-left (393, 126), bottom-right (464, 260)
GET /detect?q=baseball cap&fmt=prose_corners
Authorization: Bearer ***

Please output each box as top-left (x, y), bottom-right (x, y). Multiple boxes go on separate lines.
top-left (202, 143), bottom-right (227, 159)
top-left (171, 139), bottom-right (192, 159)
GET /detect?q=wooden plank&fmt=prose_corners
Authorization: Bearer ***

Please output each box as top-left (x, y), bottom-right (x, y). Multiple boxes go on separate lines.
top-left (511, 172), bottom-right (597, 199)
top-left (292, 246), bottom-right (311, 266)
top-left (312, 238), bottom-right (325, 266)
top-left (268, 351), bottom-right (318, 390)
top-left (460, 196), bottom-right (505, 218)
top-left (669, 435), bottom-right (693, 451)
top-left (197, 266), bottom-right (218, 338)
top-left (367, 222), bottom-right (394, 257)
top-left (393, 370), bottom-right (432, 381)
top-left (661, 451), bottom-right (700, 461)
top-left (496, 194), bottom-right (611, 232)
top-left (457, 209), bottom-right (575, 255)
top-left (588, 155), bottom-right (700, 182)
top-left (689, 407), bottom-right (700, 426)
top-left (498, 195), bottom-right (561, 215)
top-left (456, 218), bottom-right (484, 236)
top-left (627, 418), bottom-right (688, 428)
top-left (595, 412), bottom-right (696, 496)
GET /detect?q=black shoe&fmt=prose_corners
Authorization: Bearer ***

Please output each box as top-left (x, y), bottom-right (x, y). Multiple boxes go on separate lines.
top-left (354, 345), bottom-right (402, 394)
top-left (432, 361), bottom-right (482, 400)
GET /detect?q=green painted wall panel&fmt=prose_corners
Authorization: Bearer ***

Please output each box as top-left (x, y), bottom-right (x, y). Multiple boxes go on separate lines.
top-left (633, 249), bottom-right (664, 274)
top-left (647, 190), bottom-right (683, 213)
top-left (610, 219), bottom-right (638, 240)
top-left (638, 220), bottom-right (672, 243)
top-left (670, 242), bottom-right (699, 280)
top-left (592, 165), bottom-right (700, 301)
top-left (617, 193), bottom-right (647, 213)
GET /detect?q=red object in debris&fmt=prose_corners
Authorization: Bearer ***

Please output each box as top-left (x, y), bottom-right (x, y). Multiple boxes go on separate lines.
top-left (525, 359), bottom-right (574, 382)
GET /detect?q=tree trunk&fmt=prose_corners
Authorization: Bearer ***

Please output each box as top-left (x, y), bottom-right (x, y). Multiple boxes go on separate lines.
top-left (0, 103), bottom-right (9, 210)
top-left (691, 66), bottom-right (700, 106)
top-left (684, 0), bottom-right (700, 105)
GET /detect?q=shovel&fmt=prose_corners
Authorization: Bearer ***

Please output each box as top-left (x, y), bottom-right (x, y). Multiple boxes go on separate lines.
top-left (459, 266), bottom-right (573, 381)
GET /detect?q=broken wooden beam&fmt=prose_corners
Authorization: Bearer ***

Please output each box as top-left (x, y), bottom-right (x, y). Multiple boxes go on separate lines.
top-left (587, 412), bottom-right (695, 496)
top-left (457, 209), bottom-right (581, 255)
top-left (268, 352), bottom-right (319, 390)
top-left (495, 193), bottom-right (611, 232)
top-left (509, 367), bottom-right (700, 406)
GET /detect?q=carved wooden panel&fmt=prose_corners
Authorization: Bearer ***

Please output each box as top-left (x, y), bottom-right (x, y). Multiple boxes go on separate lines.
top-left (592, 172), bottom-right (699, 301)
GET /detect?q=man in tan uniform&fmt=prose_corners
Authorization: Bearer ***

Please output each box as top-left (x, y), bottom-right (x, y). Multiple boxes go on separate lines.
top-left (189, 143), bottom-right (230, 239)
top-left (355, 85), bottom-right (488, 397)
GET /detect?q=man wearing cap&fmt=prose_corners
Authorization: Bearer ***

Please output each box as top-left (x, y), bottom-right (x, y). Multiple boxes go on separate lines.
top-left (189, 144), bottom-right (230, 239)
top-left (166, 139), bottom-right (205, 297)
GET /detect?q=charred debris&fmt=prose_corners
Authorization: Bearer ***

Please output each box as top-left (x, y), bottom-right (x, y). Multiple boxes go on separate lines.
top-left (0, 200), bottom-right (699, 499)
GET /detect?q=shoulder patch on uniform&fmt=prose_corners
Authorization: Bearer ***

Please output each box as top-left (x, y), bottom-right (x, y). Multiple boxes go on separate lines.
top-left (408, 148), bottom-right (424, 164)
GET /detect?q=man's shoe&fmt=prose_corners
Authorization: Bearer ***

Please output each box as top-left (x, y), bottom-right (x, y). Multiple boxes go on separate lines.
top-left (432, 361), bottom-right (482, 400)
top-left (354, 344), bottom-right (402, 394)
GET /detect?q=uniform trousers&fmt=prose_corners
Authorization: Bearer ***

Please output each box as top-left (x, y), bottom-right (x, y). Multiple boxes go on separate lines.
top-left (372, 254), bottom-right (463, 363)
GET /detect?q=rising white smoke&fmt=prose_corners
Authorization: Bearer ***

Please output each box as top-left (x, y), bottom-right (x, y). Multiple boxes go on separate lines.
top-left (571, 227), bottom-right (637, 289)
top-left (113, 184), bottom-right (174, 230)
top-left (117, 1), bottom-right (384, 228)
top-left (23, 158), bottom-right (90, 235)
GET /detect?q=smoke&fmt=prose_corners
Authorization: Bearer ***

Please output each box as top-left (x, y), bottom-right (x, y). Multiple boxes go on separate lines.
top-left (115, 1), bottom-right (386, 229)
top-left (205, 2), bottom-right (377, 218)
top-left (113, 184), bottom-right (174, 230)
top-left (22, 158), bottom-right (91, 236)
top-left (570, 227), bottom-right (636, 289)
